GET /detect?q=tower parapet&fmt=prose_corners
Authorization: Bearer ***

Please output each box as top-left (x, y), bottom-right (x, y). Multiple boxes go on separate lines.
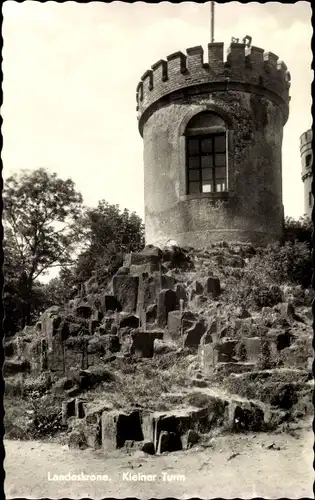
top-left (136, 42), bottom-right (290, 135)
top-left (137, 40), bottom-right (290, 248)
top-left (300, 128), bottom-right (313, 216)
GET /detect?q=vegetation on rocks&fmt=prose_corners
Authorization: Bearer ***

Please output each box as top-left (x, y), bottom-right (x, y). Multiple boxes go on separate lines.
top-left (3, 169), bottom-right (144, 337)
top-left (3, 170), bottom-right (313, 453)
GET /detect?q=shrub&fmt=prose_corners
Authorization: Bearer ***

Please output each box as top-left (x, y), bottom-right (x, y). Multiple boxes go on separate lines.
top-left (246, 242), bottom-right (312, 287)
top-left (31, 397), bottom-right (65, 437)
top-left (224, 241), bottom-right (312, 308)
top-left (284, 215), bottom-right (312, 246)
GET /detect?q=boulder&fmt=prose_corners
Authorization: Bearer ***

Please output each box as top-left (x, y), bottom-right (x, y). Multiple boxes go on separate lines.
top-left (190, 295), bottom-right (208, 309)
top-left (39, 308), bottom-right (63, 349)
top-left (83, 275), bottom-right (98, 295)
top-left (119, 313), bottom-right (139, 329)
top-left (278, 302), bottom-right (295, 321)
top-left (131, 330), bottom-right (163, 358)
top-left (88, 319), bottom-right (100, 335)
top-left (279, 341), bottom-right (313, 370)
top-left (62, 399), bottom-right (76, 425)
top-left (175, 284), bottom-right (188, 307)
top-left (63, 336), bottom-right (89, 372)
top-left (85, 422), bottom-right (102, 449)
top-left (67, 298), bottom-right (81, 311)
top-left (68, 429), bottom-right (88, 449)
top-left (137, 273), bottom-right (176, 315)
top-left (153, 339), bottom-right (178, 355)
top-left (68, 322), bottom-right (84, 337)
top-left (142, 407), bottom-right (211, 452)
top-left (101, 410), bottom-right (144, 451)
top-left (204, 277), bottom-right (221, 298)
top-left (226, 369), bottom-right (309, 405)
top-left (139, 245), bottom-right (162, 258)
top-left (3, 358), bottom-right (31, 376)
top-left (116, 266), bottom-right (130, 276)
top-left (75, 304), bottom-right (92, 319)
top-left (101, 295), bottom-right (122, 313)
top-left (275, 331), bottom-right (292, 351)
top-left (213, 339), bottom-right (238, 362)
top-left (78, 366), bottom-right (114, 390)
top-left (112, 275), bottom-right (139, 313)
top-left (181, 429), bottom-right (200, 449)
top-left (4, 338), bottom-right (22, 358)
top-left (157, 431), bottom-right (181, 454)
top-left (157, 289), bottom-right (179, 328)
top-left (146, 304), bottom-right (157, 324)
top-left (200, 320), bottom-right (217, 345)
top-left (85, 401), bottom-right (113, 425)
top-left (270, 384), bottom-right (298, 410)
top-left (184, 320), bottom-right (207, 348)
top-left (101, 315), bottom-right (115, 334)
top-left (190, 281), bottom-right (204, 296)
top-left (166, 310), bottom-right (196, 341)
top-left (226, 401), bottom-right (265, 432)
top-left (75, 398), bottom-right (87, 419)
top-left (125, 246), bottom-right (162, 276)
top-left (54, 377), bottom-right (77, 395)
top-left (191, 378), bottom-right (208, 388)
top-left (141, 440), bottom-right (155, 455)
top-left (243, 337), bottom-right (262, 363)
top-left (88, 335), bottom-right (120, 356)
top-left (235, 306), bottom-right (251, 319)
top-left (161, 245), bottom-right (192, 270)
top-left (198, 339), bottom-right (239, 374)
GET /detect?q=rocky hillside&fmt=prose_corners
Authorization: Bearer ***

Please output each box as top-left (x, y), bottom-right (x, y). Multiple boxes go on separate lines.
top-left (4, 242), bottom-right (313, 455)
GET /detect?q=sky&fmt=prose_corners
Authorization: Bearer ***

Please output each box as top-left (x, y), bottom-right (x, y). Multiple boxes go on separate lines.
top-left (2, 0), bottom-right (313, 222)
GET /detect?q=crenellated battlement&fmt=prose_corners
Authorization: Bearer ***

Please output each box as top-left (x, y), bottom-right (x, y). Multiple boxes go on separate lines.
top-left (299, 128), bottom-right (312, 149)
top-left (136, 42), bottom-right (290, 127)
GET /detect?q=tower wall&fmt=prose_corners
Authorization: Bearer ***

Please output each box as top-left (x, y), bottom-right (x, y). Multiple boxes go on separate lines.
top-left (137, 43), bottom-right (290, 248)
top-left (300, 129), bottom-right (313, 216)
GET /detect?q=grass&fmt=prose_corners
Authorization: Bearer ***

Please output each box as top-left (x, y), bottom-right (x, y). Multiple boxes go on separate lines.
top-left (81, 352), bottom-right (197, 412)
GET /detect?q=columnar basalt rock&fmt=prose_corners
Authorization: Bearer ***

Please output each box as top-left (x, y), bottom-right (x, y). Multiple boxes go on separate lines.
top-left (136, 42), bottom-right (290, 248)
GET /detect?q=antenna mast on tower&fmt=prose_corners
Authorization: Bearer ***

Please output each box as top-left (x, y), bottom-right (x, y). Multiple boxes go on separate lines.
top-left (210, 2), bottom-right (215, 43)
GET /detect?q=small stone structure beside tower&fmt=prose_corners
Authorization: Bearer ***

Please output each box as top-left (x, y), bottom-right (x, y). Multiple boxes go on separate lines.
top-left (300, 128), bottom-right (313, 216)
top-left (136, 41), bottom-right (291, 248)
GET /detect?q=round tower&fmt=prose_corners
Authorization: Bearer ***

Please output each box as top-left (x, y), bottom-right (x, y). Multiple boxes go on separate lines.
top-left (136, 42), bottom-right (291, 248)
top-left (300, 128), bottom-right (313, 216)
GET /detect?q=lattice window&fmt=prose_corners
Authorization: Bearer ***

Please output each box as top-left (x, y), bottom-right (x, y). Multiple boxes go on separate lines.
top-left (186, 133), bottom-right (227, 194)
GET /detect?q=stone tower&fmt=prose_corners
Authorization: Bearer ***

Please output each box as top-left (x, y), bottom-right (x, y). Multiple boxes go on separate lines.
top-left (136, 42), bottom-right (291, 248)
top-left (300, 128), bottom-right (313, 216)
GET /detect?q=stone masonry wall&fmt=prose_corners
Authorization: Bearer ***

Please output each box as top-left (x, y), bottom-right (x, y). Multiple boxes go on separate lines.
top-left (142, 91), bottom-right (285, 248)
top-left (137, 41), bottom-right (290, 249)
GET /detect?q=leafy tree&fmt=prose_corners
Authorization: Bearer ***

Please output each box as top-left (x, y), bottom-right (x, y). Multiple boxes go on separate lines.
top-left (284, 215), bottom-right (312, 246)
top-left (38, 268), bottom-right (78, 310)
top-left (74, 201), bottom-right (145, 284)
top-left (3, 168), bottom-right (83, 329)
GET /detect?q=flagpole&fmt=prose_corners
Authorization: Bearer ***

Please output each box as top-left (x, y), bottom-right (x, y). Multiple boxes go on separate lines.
top-left (210, 2), bottom-right (215, 43)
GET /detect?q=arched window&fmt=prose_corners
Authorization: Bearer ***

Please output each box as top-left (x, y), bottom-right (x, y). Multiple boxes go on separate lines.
top-left (305, 154), bottom-right (312, 168)
top-left (185, 112), bottom-right (228, 195)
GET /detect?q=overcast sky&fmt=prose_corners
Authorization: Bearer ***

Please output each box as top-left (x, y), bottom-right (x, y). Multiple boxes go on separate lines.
top-left (2, 1), bottom-right (313, 221)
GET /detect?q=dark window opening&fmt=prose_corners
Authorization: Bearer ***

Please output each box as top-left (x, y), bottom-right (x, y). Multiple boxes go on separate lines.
top-left (186, 133), bottom-right (227, 195)
top-left (306, 154), bottom-right (312, 167)
top-left (309, 191), bottom-right (312, 207)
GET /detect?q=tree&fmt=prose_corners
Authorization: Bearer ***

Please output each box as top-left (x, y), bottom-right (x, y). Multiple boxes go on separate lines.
top-left (74, 201), bottom-right (145, 284)
top-left (3, 168), bottom-right (83, 328)
top-left (284, 215), bottom-right (312, 246)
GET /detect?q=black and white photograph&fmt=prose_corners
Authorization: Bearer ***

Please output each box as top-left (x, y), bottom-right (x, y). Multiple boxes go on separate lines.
top-left (2, 1), bottom-right (313, 498)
